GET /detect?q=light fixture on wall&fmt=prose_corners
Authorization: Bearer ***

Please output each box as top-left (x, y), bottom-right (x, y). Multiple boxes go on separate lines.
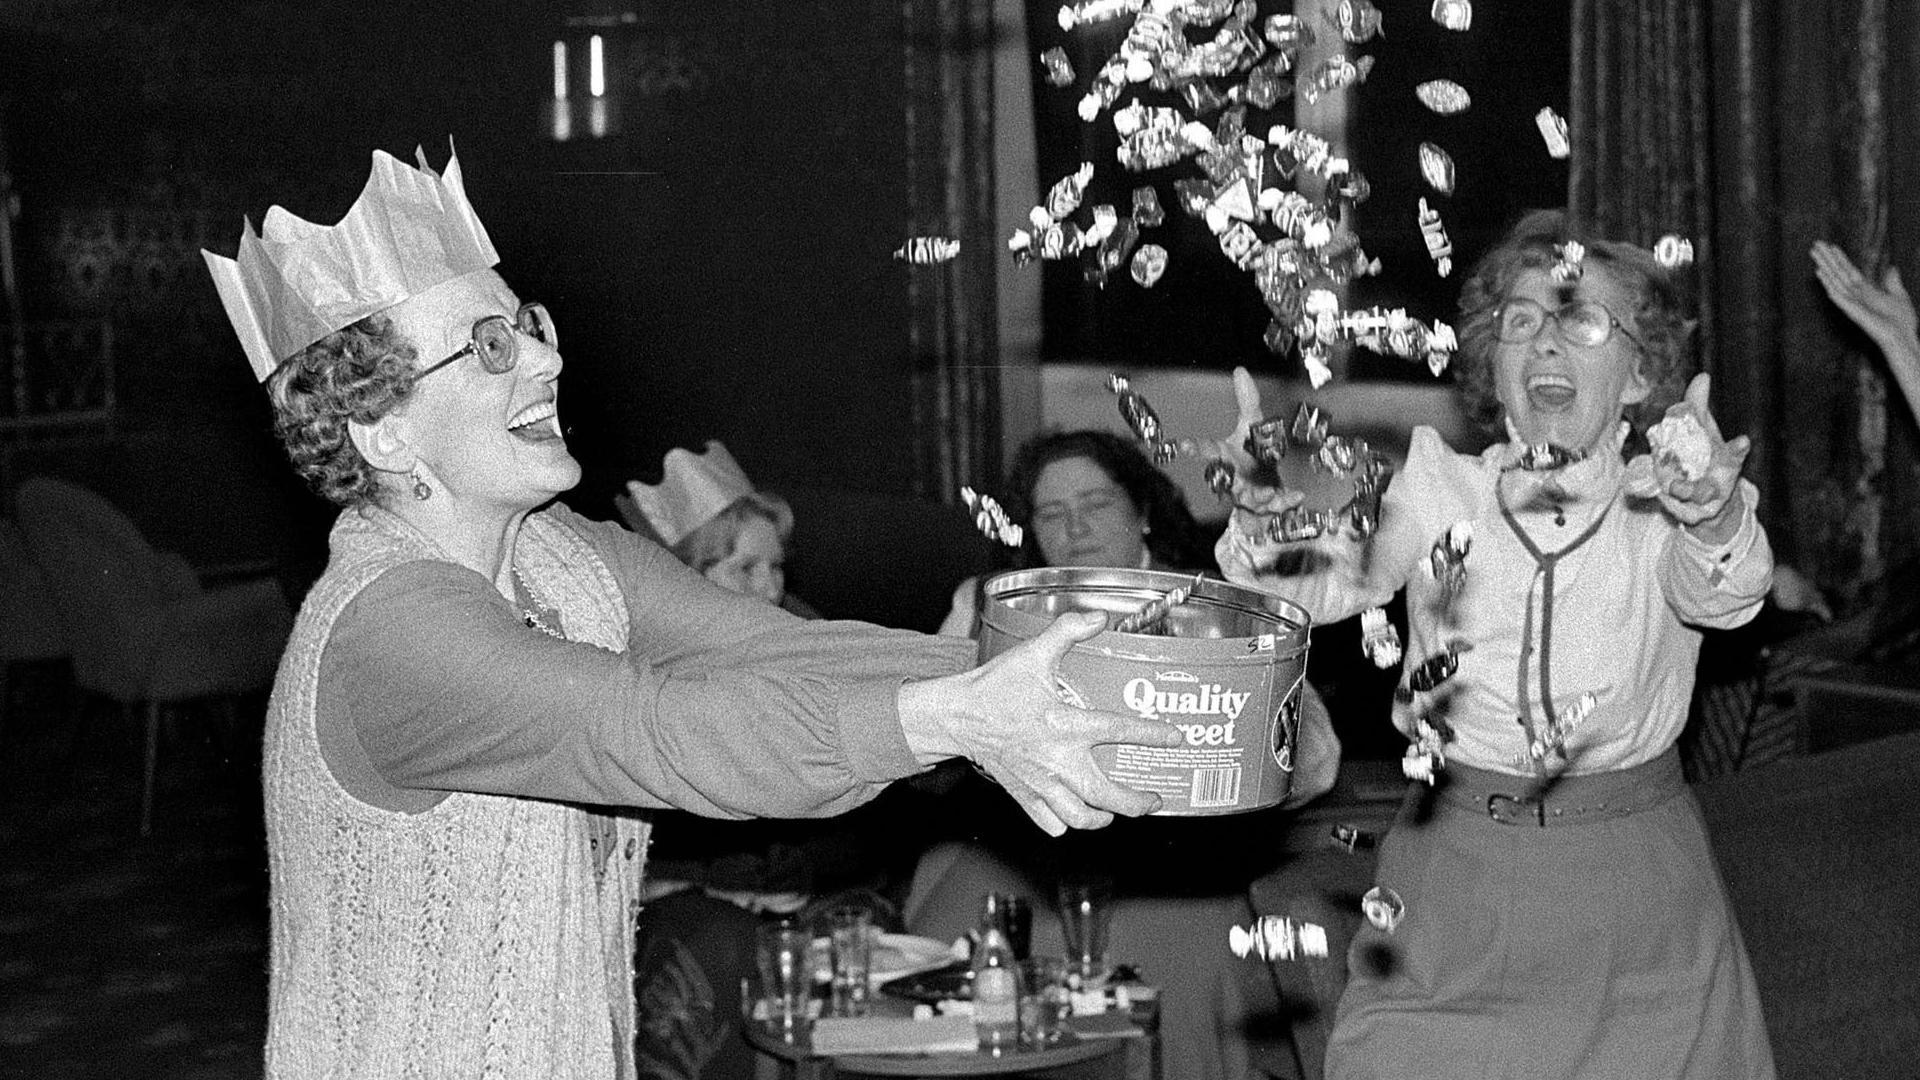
top-left (548, 10), bottom-right (636, 141)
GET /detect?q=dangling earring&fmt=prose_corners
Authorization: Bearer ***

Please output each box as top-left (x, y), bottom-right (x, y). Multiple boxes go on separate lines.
top-left (410, 469), bottom-right (432, 501)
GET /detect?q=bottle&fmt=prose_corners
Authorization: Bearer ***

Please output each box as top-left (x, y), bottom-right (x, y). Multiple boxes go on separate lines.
top-left (971, 892), bottom-right (1022, 1052)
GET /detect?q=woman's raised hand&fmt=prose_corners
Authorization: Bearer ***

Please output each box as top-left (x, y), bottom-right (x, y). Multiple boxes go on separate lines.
top-left (1812, 241), bottom-right (1919, 358)
top-left (1625, 373), bottom-right (1751, 540)
top-left (1812, 241), bottom-right (1920, 425)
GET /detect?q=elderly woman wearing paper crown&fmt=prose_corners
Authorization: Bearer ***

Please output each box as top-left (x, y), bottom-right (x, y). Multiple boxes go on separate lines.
top-left (625, 440), bottom-right (809, 613)
top-left (202, 145), bottom-right (1190, 1080)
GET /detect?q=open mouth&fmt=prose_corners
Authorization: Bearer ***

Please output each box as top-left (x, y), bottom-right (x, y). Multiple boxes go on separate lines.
top-left (508, 399), bottom-right (562, 442)
top-left (1526, 373), bottom-right (1576, 410)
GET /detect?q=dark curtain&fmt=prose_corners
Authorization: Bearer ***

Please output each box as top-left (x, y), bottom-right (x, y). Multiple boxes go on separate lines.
top-left (1571, 0), bottom-right (1920, 612)
top-left (902, 0), bottom-right (1003, 500)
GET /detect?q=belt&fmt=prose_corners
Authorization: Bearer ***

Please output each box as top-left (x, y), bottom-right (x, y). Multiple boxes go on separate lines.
top-left (1433, 750), bottom-right (1685, 827)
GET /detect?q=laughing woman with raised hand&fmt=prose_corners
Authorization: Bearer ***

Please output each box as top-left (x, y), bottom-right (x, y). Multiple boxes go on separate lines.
top-left (203, 144), bottom-right (1191, 1080)
top-left (1216, 210), bottom-right (1776, 1080)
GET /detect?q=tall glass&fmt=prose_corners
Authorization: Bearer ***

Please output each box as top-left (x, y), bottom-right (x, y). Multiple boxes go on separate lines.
top-left (828, 906), bottom-right (873, 1018)
top-left (755, 918), bottom-right (811, 1037)
top-left (1057, 879), bottom-right (1112, 986)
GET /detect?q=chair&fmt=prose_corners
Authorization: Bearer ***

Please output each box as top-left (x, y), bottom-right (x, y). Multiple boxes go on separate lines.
top-left (14, 475), bottom-right (293, 834)
top-left (0, 515), bottom-right (70, 766)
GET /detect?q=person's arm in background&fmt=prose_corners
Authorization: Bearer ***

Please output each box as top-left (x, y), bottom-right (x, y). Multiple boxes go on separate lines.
top-left (1813, 241), bottom-right (1920, 426)
top-left (935, 575), bottom-right (980, 638)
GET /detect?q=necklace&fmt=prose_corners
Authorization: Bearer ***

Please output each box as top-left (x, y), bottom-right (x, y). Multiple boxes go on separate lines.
top-left (512, 566), bottom-right (565, 640)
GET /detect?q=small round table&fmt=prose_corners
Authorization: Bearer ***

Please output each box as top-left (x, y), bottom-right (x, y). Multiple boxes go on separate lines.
top-left (745, 1020), bottom-right (1130, 1080)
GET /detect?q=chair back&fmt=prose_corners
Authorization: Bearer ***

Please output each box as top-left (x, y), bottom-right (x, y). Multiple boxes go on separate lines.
top-left (15, 476), bottom-right (173, 699)
top-left (0, 516), bottom-right (67, 660)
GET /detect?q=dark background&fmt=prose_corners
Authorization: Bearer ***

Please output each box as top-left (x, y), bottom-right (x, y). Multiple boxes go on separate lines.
top-left (0, 0), bottom-right (1564, 576)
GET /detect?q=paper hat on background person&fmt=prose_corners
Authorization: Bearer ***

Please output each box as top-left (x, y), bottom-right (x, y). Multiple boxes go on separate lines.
top-left (201, 143), bottom-right (500, 382)
top-left (625, 441), bottom-right (757, 547)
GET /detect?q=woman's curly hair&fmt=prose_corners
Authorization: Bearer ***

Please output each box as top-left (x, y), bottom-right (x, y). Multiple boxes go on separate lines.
top-left (1454, 209), bottom-right (1697, 456)
top-left (265, 314), bottom-right (420, 507)
top-left (1000, 429), bottom-right (1213, 570)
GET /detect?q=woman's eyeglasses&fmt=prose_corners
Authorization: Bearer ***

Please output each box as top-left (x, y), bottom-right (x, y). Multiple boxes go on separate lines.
top-left (1494, 297), bottom-right (1644, 351)
top-left (414, 302), bottom-right (556, 381)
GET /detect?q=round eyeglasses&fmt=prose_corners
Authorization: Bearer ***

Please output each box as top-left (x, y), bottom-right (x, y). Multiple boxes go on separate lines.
top-left (414, 302), bottom-right (556, 381)
top-left (1494, 297), bottom-right (1644, 352)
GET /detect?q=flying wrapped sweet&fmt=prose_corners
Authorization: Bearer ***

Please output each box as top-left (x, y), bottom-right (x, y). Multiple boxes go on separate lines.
top-left (1268, 125), bottom-right (1341, 182)
top-left (1415, 79), bottom-right (1471, 115)
top-left (1550, 239), bottom-right (1586, 283)
top-left (1131, 185), bottom-right (1165, 227)
top-left (1078, 54), bottom-right (1133, 121)
top-left (1218, 221), bottom-right (1264, 270)
top-left (1360, 607), bottom-right (1403, 668)
top-left (1654, 234), bottom-right (1695, 268)
top-left (1416, 198), bottom-right (1454, 277)
top-left (1402, 719), bottom-right (1447, 784)
top-left (1230, 916), bottom-right (1330, 961)
top-left (1418, 142), bottom-right (1456, 194)
top-left (1536, 106), bottom-right (1570, 158)
top-left (1237, 59), bottom-right (1295, 109)
top-left (1114, 101), bottom-right (1193, 171)
top-left (1510, 441), bottom-right (1586, 472)
top-left (1130, 242), bottom-right (1168, 287)
top-left (1039, 46), bottom-right (1076, 88)
top-left (1407, 641), bottom-right (1468, 693)
top-left (1361, 885), bottom-right (1405, 931)
top-left (1085, 214), bottom-right (1140, 288)
top-left (960, 486), bottom-right (1024, 548)
top-left (1007, 229), bottom-right (1035, 267)
top-left (1046, 162), bottom-right (1097, 221)
top-left (1528, 690), bottom-right (1598, 763)
top-left (1058, 0), bottom-right (1143, 31)
top-left (1299, 53), bottom-right (1373, 105)
top-left (1325, 167), bottom-right (1372, 210)
top-left (894, 237), bottom-right (961, 264)
top-left (1263, 13), bottom-right (1315, 52)
top-left (1324, 0), bottom-right (1384, 43)
top-left (1108, 372), bottom-right (1188, 463)
top-left (1430, 0), bottom-right (1472, 31)
top-left (1428, 520), bottom-right (1471, 600)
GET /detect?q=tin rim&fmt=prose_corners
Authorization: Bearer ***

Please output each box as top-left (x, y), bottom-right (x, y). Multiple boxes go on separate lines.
top-left (981, 566), bottom-right (1311, 658)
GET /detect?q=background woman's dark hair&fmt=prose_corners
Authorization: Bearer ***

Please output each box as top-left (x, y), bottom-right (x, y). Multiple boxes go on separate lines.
top-left (265, 314), bottom-right (420, 507)
top-left (1454, 208), bottom-right (1698, 457)
top-left (998, 429), bottom-right (1217, 570)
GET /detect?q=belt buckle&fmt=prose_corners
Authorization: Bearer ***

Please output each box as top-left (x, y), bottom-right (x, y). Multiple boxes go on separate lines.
top-left (1487, 793), bottom-right (1546, 826)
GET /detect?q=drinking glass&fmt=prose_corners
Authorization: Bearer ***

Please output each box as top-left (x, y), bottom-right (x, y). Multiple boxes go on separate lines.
top-left (1056, 879), bottom-right (1112, 986)
top-left (1018, 955), bottom-right (1071, 1047)
top-left (828, 906), bottom-right (873, 1017)
top-left (755, 918), bottom-right (812, 1037)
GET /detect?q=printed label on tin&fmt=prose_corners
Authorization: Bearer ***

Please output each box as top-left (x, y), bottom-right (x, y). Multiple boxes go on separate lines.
top-left (1065, 653), bottom-right (1299, 815)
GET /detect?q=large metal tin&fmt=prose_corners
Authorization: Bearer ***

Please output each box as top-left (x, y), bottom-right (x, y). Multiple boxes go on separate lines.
top-left (979, 567), bottom-right (1311, 816)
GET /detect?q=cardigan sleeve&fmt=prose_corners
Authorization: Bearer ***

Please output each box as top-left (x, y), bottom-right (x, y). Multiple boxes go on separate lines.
top-left (325, 545), bottom-right (975, 818)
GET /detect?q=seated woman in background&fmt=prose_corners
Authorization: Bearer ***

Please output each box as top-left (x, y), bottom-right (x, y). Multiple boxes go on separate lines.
top-left (915, 427), bottom-right (1336, 1080)
top-left (623, 440), bottom-right (911, 1079)
top-left (938, 428), bottom-right (1213, 636)
top-left (623, 439), bottom-right (817, 617)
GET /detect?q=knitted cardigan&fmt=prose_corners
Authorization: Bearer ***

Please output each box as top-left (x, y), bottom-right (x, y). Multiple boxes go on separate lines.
top-left (262, 507), bottom-right (649, 1080)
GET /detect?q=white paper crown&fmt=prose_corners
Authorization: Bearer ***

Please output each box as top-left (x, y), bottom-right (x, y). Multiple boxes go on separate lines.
top-left (201, 144), bottom-right (500, 382)
top-left (626, 441), bottom-right (757, 547)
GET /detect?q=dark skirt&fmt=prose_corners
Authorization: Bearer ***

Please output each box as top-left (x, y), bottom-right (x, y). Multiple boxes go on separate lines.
top-left (1325, 751), bottom-right (1776, 1080)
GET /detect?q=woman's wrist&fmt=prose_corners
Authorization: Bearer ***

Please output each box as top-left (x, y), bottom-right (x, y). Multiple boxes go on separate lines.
top-left (1685, 481), bottom-right (1745, 546)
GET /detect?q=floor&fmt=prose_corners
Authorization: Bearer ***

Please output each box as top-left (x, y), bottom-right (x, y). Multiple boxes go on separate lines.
top-left (0, 663), bottom-right (267, 1080)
